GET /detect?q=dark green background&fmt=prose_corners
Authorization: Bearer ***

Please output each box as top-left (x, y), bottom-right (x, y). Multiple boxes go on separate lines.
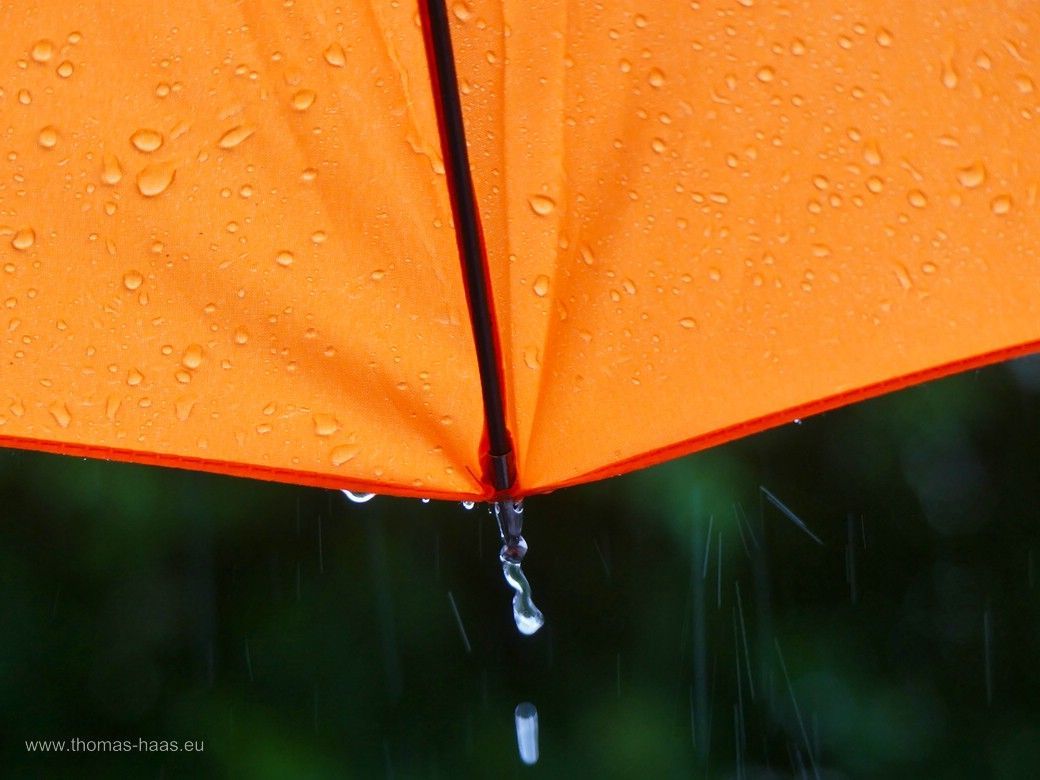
top-left (2, 356), bottom-right (1040, 778)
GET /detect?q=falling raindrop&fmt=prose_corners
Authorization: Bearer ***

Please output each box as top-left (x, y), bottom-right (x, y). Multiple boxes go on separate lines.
top-left (343, 490), bottom-right (375, 503)
top-left (514, 703), bottom-right (539, 766)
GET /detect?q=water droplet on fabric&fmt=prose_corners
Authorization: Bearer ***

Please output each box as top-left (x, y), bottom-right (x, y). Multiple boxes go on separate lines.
top-left (56, 60), bottom-right (73, 78)
top-left (30, 39), bottom-right (54, 63)
top-left (528, 195), bottom-right (555, 216)
top-left (679, 317), bottom-right (697, 329)
top-left (217, 125), bottom-right (254, 149)
top-left (181, 343), bottom-right (204, 369)
top-left (956, 163), bottom-right (986, 189)
top-left (275, 250), bottom-right (294, 267)
top-left (136, 161), bottom-right (176, 196)
top-left (908, 189), bottom-right (928, 208)
top-left (313, 414), bottom-right (338, 436)
top-left (49, 402), bottom-right (71, 428)
top-left (37, 126), bottom-right (59, 149)
top-left (991, 194), bottom-right (1012, 215)
top-left (755, 65), bottom-right (775, 83)
top-left (532, 275), bottom-right (550, 297)
top-left (233, 326), bottom-right (249, 344)
top-left (101, 154), bottom-right (124, 185)
top-left (126, 368), bottom-right (144, 386)
top-left (647, 67), bottom-right (666, 88)
top-left (330, 444), bottom-right (359, 466)
top-left (130, 129), bottom-right (164, 153)
top-left (11, 228), bottom-right (35, 251)
top-left (122, 270), bottom-right (143, 290)
top-left (291, 89), bottom-right (316, 111)
top-left (875, 28), bottom-right (893, 47)
top-left (323, 43), bottom-right (346, 67)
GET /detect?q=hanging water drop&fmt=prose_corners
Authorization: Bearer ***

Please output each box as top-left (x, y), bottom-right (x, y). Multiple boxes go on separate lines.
top-left (462, 501), bottom-right (475, 510)
top-left (343, 490), bottom-right (375, 503)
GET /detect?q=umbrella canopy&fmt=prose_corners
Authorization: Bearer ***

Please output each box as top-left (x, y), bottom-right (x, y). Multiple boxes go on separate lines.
top-left (2, 1), bottom-right (1039, 501)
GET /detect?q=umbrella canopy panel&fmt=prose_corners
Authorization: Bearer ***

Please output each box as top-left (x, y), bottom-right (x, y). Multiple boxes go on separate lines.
top-left (450, 0), bottom-right (1040, 493)
top-left (0, 2), bottom-right (488, 499)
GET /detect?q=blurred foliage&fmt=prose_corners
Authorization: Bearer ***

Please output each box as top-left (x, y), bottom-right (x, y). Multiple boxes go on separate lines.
top-left (2, 357), bottom-right (1040, 778)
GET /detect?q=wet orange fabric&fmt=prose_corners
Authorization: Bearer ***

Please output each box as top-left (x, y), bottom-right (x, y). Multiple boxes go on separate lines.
top-left (2, 2), bottom-right (1040, 500)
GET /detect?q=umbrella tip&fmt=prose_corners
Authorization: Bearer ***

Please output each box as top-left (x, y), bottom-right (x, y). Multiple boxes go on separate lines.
top-left (492, 500), bottom-right (545, 636)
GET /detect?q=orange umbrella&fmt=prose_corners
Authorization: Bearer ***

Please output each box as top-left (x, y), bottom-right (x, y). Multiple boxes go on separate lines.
top-left (2, 1), bottom-right (1039, 508)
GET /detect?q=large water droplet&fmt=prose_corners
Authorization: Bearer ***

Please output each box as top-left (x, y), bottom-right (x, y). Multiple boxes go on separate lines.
top-left (343, 490), bottom-right (375, 503)
top-left (37, 126), bottom-right (59, 149)
top-left (502, 560), bottom-right (544, 635)
top-left (323, 43), bottom-right (346, 67)
top-left (991, 194), bottom-right (1012, 215)
top-left (956, 163), bottom-right (986, 189)
top-left (291, 89), bottom-right (316, 111)
top-left (49, 401), bottom-right (71, 428)
top-left (130, 129), bottom-right (164, 153)
top-left (30, 39), bottom-right (54, 63)
top-left (313, 413), bottom-right (339, 436)
top-left (217, 125), bottom-right (254, 149)
top-left (181, 343), bottom-right (204, 369)
top-left (136, 161), bottom-right (176, 197)
top-left (122, 270), bottom-right (144, 290)
top-left (330, 444), bottom-right (359, 466)
top-left (101, 154), bottom-right (124, 185)
top-left (528, 195), bottom-right (555, 216)
top-left (11, 228), bottom-right (35, 251)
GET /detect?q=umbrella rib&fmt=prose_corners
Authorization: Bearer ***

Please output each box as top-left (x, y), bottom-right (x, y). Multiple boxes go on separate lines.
top-left (420, 0), bottom-right (516, 494)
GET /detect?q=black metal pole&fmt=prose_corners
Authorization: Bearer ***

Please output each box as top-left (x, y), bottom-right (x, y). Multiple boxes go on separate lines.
top-left (420, 0), bottom-right (516, 496)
